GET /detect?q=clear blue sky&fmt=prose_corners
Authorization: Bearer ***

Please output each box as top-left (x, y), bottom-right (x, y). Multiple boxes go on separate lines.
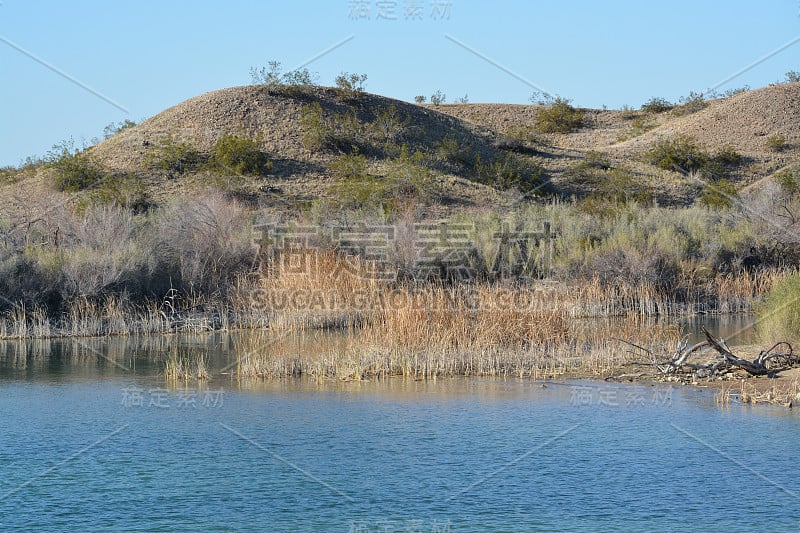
top-left (2, 1), bottom-right (799, 166)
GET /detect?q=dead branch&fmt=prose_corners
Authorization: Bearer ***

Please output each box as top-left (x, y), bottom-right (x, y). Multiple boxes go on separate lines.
top-left (701, 326), bottom-right (794, 376)
top-left (621, 327), bottom-right (796, 379)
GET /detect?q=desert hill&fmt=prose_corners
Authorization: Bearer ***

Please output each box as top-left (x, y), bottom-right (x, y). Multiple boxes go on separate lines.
top-left (4, 82), bottom-right (800, 212)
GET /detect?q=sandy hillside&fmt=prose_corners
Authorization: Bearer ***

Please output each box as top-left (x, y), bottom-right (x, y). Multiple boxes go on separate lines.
top-left (4, 82), bottom-right (799, 212)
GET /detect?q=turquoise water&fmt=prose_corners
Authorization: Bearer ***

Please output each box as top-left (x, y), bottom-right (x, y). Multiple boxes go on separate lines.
top-left (1, 336), bottom-right (799, 532)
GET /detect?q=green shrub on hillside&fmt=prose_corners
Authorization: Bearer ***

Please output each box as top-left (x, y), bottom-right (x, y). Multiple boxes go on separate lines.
top-left (702, 145), bottom-right (743, 181)
top-left (645, 134), bottom-right (709, 174)
top-left (300, 102), bottom-right (366, 153)
top-left (0, 166), bottom-right (19, 184)
top-left (640, 97), bottom-right (673, 113)
top-left (250, 61), bottom-right (283, 86)
top-left (535, 97), bottom-right (584, 133)
top-left (103, 120), bottom-right (137, 139)
top-left (571, 158), bottom-right (652, 207)
top-left (600, 168), bottom-right (652, 204)
top-left (328, 147), bottom-right (441, 211)
top-left (699, 178), bottom-right (737, 209)
top-left (474, 153), bottom-right (545, 193)
top-left (619, 116), bottom-right (656, 141)
top-left (672, 91), bottom-right (707, 116)
top-left (386, 147), bottom-right (439, 200)
top-left (300, 102), bottom-right (329, 151)
top-left (712, 145), bottom-right (742, 167)
top-left (330, 150), bottom-right (368, 181)
top-left (46, 139), bottom-right (105, 192)
top-left (774, 166), bottom-right (799, 195)
top-left (436, 134), bottom-right (474, 167)
top-left (250, 60), bottom-right (316, 88)
top-left (335, 72), bottom-right (368, 99)
top-left (83, 174), bottom-right (150, 212)
top-left (765, 134), bottom-right (787, 152)
top-left (371, 105), bottom-right (410, 149)
top-left (503, 125), bottom-right (538, 147)
top-left (144, 136), bottom-right (202, 175)
top-left (209, 133), bottom-right (272, 175)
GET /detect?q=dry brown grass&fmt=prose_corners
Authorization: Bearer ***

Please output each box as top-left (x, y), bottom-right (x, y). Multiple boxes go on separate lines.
top-left (739, 379), bottom-right (800, 406)
top-left (164, 345), bottom-right (209, 382)
top-left (234, 268), bottom-right (683, 380)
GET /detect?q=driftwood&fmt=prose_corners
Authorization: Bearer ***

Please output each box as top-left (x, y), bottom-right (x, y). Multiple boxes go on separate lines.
top-left (660, 326), bottom-right (795, 377)
top-left (619, 327), bottom-right (796, 379)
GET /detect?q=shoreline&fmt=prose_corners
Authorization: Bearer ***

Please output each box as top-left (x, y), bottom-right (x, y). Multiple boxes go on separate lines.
top-left (3, 326), bottom-right (796, 407)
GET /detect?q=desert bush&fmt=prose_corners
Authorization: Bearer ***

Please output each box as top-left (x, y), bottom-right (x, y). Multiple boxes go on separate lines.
top-left (430, 90), bottom-right (446, 105)
top-left (641, 97), bottom-right (673, 113)
top-left (755, 273), bottom-right (800, 342)
top-left (370, 105), bottom-right (409, 149)
top-left (712, 145), bottom-right (742, 167)
top-left (564, 151), bottom-right (612, 186)
top-left (0, 254), bottom-right (63, 313)
top-left (282, 68), bottom-right (316, 87)
top-left (300, 102), bottom-right (330, 151)
top-left (619, 105), bottom-right (637, 120)
top-left (474, 153), bottom-right (545, 193)
top-left (84, 174), bottom-right (150, 212)
top-left (302, 103), bottom-right (410, 156)
top-left (144, 136), bottom-right (202, 175)
top-left (645, 134), bottom-right (709, 174)
top-left (765, 134), bottom-right (787, 152)
top-left (0, 166), bottom-right (19, 184)
top-left (330, 150), bottom-right (368, 181)
top-left (300, 103), bottom-right (365, 153)
top-left (414, 95), bottom-right (426, 104)
top-left (785, 71), bottom-right (800, 83)
top-left (585, 246), bottom-right (681, 290)
top-left (103, 120), bottom-right (137, 139)
top-left (455, 94), bottom-right (469, 104)
top-left (774, 166), bottom-right (799, 195)
top-left (250, 60), bottom-right (283, 86)
top-left (329, 175), bottom-right (391, 212)
top-left (700, 145), bottom-right (744, 181)
top-left (46, 139), bottom-right (105, 192)
top-left (672, 91), bottom-right (707, 116)
top-left (535, 97), bottom-right (584, 133)
top-left (699, 178), bottom-right (738, 209)
top-left (250, 60), bottom-right (317, 94)
top-left (493, 135), bottom-right (525, 152)
top-left (151, 193), bottom-right (255, 294)
top-left (715, 86), bottom-right (750, 98)
top-left (328, 148), bottom-right (440, 211)
top-left (581, 151), bottom-right (612, 171)
top-left (436, 134), bottom-right (475, 168)
top-left (599, 168), bottom-right (652, 204)
top-left (209, 133), bottom-right (272, 175)
top-left (59, 204), bottom-right (146, 300)
top-left (618, 116), bottom-right (657, 141)
top-left (385, 147), bottom-right (440, 204)
top-left (335, 72), bottom-right (368, 99)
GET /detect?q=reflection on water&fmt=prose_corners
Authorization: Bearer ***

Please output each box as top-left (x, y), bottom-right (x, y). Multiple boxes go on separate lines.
top-left (2, 313), bottom-right (796, 533)
top-left (677, 314), bottom-right (758, 344)
top-left (0, 314), bottom-right (759, 382)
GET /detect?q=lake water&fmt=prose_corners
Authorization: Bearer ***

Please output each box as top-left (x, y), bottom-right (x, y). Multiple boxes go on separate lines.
top-left (2, 324), bottom-right (799, 532)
